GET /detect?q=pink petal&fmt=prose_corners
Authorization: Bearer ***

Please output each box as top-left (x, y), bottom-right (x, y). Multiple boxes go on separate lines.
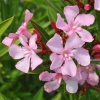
top-left (79, 71), bottom-right (88, 85)
top-left (50, 54), bottom-right (63, 70)
top-left (94, 0), bottom-right (100, 11)
top-left (9, 44), bottom-right (24, 59)
top-left (44, 80), bottom-right (60, 93)
top-left (56, 14), bottom-right (69, 31)
top-left (72, 48), bottom-right (90, 66)
top-left (25, 9), bottom-right (33, 25)
top-left (2, 37), bottom-right (13, 46)
top-left (39, 71), bottom-right (55, 81)
top-left (96, 64), bottom-right (100, 70)
top-left (65, 34), bottom-right (85, 49)
top-left (77, 29), bottom-right (94, 42)
top-left (19, 35), bottom-right (28, 47)
top-left (66, 80), bottom-right (78, 93)
top-left (46, 34), bottom-right (63, 54)
top-left (29, 34), bottom-right (37, 50)
top-left (15, 57), bottom-right (30, 73)
top-left (61, 59), bottom-right (77, 77)
top-left (64, 5), bottom-right (79, 23)
top-left (31, 53), bottom-right (43, 70)
top-left (75, 14), bottom-right (95, 26)
top-left (87, 72), bottom-right (99, 85)
top-left (17, 23), bottom-right (31, 38)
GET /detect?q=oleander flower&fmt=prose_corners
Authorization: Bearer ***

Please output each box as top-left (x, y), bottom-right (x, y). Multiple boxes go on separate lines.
top-left (39, 68), bottom-right (81, 93)
top-left (9, 34), bottom-right (43, 73)
top-left (79, 65), bottom-right (99, 86)
top-left (47, 33), bottom-right (90, 77)
top-left (2, 9), bottom-right (33, 46)
top-left (56, 5), bottom-right (95, 42)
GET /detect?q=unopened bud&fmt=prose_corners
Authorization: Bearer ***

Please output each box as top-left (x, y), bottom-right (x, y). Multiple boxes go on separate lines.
top-left (34, 29), bottom-right (41, 40)
top-left (94, 53), bottom-right (100, 59)
top-left (50, 21), bottom-right (59, 31)
top-left (93, 44), bottom-right (100, 52)
top-left (84, 4), bottom-right (91, 11)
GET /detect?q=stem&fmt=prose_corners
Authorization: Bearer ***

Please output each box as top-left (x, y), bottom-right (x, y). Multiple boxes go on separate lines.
top-left (69, 94), bottom-right (73, 100)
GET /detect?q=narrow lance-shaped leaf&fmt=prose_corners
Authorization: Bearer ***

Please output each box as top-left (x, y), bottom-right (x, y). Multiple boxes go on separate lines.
top-left (47, 6), bottom-right (57, 21)
top-left (0, 16), bottom-right (14, 36)
top-left (31, 20), bottom-right (50, 42)
top-left (32, 87), bottom-right (44, 100)
top-left (44, 0), bottom-right (64, 17)
top-left (95, 10), bottom-right (100, 34)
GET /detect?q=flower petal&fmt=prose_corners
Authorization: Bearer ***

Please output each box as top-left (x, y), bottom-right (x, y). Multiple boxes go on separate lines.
top-left (39, 71), bottom-right (55, 81)
top-left (66, 80), bottom-right (78, 93)
top-left (61, 59), bottom-right (77, 77)
top-left (56, 14), bottom-right (69, 31)
top-left (50, 54), bottom-right (63, 70)
top-left (77, 29), bottom-right (94, 42)
top-left (25, 9), bottom-right (33, 25)
top-left (72, 48), bottom-right (90, 66)
top-left (29, 34), bottom-right (37, 50)
top-left (79, 71), bottom-right (88, 85)
top-left (44, 80), bottom-right (60, 93)
top-left (87, 72), bottom-right (99, 85)
top-left (94, 0), bottom-right (100, 11)
top-left (64, 5), bottom-right (79, 23)
top-left (46, 34), bottom-right (63, 54)
top-left (31, 53), bottom-right (43, 70)
top-left (75, 14), bottom-right (95, 26)
top-left (65, 33), bottom-right (85, 49)
top-left (19, 35), bottom-right (28, 47)
top-left (96, 64), bottom-right (100, 70)
top-left (2, 37), bottom-right (13, 46)
top-left (9, 44), bottom-right (24, 59)
top-left (15, 57), bottom-right (30, 73)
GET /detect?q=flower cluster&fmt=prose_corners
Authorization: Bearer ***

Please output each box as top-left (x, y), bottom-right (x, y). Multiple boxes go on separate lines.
top-left (2, 3), bottom-right (100, 94)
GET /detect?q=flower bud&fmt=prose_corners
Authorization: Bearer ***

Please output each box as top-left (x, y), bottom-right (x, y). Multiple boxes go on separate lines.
top-left (94, 53), bottom-right (100, 59)
top-left (50, 21), bottom-right (59, 31)
top-left (93, 44), bottom-right (100, 52)
top-left (34, 29), bottom-right (41, 40)
top-left (84, 4), bottom-right (91, 11)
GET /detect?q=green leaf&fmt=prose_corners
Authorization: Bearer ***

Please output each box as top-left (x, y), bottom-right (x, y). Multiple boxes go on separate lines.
top-left (0, 16), bottom-right (14, 36)
top-left (47, 6), bottom-right (57, 21)
top-left (32, 87), bottom-right (44, 100)
top-left (95, 10), bottom-right (100, 33)
top-left (0, 93), bottom-right (4, 100)
top-left (31, 20), bottom-right (50, 42)
top-left (45, 0), bottom-right (64, 17)
top-left (51, 93), bottom-right (62, 100)
top-left (0, 43), bottom-right (8, 57)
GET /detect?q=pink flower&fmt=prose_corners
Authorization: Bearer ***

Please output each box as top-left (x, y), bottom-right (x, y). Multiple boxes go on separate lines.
top-left (2, 9), bottom-right (33, 46)
top-left (9, 34), bottom-right (43, 73)
top-left (47, 33), bottom-right (90, 77)
top-left (79, 65), bottom-right (99, 86)
top-left (39, 68), bottom-right (81, 93)
top-left (56, 5), bottom-right (94, 42)
top-left (94, 0), bottom-right (100, 11)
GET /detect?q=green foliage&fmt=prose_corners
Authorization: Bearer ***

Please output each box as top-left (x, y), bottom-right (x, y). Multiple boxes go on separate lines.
top-left (0, 16), bottom-right (14, 36)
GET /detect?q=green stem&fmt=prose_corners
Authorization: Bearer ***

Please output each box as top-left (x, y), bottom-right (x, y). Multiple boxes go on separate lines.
top-left (69, 94), bottom-right (73, 100)
top-left (95, 10), bottom-right (100, 33)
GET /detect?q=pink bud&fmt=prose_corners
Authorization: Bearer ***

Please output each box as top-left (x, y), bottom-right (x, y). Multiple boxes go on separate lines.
top-left (93, 44), bottom-right (100, 52)
top-left (50, 21), bottom-right (59, 31)
top-left (34, 29), bottom-right (41, 40)
top-left (94, 53), bottom-right (100, 59)
top-left (84, 4), bottom-right (91, 11)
